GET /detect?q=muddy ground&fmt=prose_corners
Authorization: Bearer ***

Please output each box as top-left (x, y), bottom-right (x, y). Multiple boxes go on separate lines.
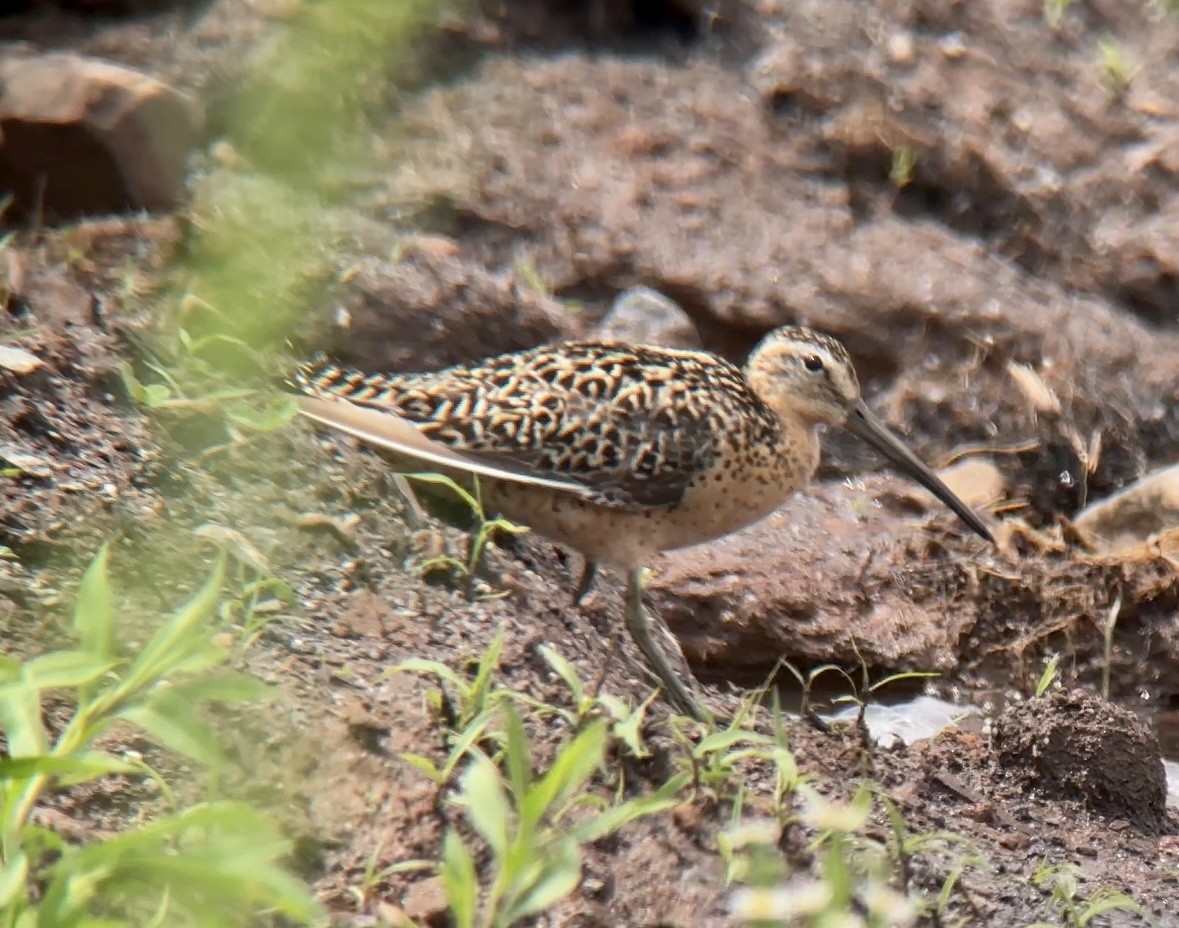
top-left (4, 0), bottom-right (1179, 925)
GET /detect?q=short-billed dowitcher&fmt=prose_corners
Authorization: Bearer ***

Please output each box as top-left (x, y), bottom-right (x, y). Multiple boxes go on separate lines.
top-left (293, 326), bottom-right (993, 719)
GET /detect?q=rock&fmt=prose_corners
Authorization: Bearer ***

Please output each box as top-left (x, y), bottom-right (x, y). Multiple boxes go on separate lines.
top-left (0, 345), bottom-right (42, 375)
top-left (402, 875), bottom-right (448, 926)
top-left (594, 285), bottom-right (701, 348)
top-left (890, 457), bottom-right (1006, 513)
top-left (1073, 462), bottom-right (1179, 553)
top-left (302, 250), bottom-right (578, 375)
top-left (650, 474), bottom-right (983, 674)
top-left (0, 53), bottom-right (202, 219)
top-left (992, 689), bottom-right (1167, 835)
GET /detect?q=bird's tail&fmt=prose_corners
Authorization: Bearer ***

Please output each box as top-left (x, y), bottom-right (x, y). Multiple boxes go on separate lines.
top-left (288, 356), bottom-right (405, 409)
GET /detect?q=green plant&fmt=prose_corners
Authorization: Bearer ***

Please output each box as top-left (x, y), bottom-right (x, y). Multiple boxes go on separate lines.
top-left (1036, 654), bottom-right (1061, 697)
top-left (513, 260), bottom-right (550, 297)
top-left (889, 144), bottom-right (916, 189)
top-left (392, 631), bottom-right (515, 785)
top-left (534, 644), bottom-right (652, 758)
top-left (670, 691), bottom-right (775, 797)
top-left (0, 545), bottom-right (319, 925)
top-left (875, 789), bottom-right (990, 920)
top-left (729, 785), bottom-right (920, 928)
top-left (1043, 0), bottom-right (1076, 28)
top-left (404, 472), bottom-right (529, 590)
top-left (1029, 863), bottom-right (1146, 928)
top-left (345, 840), bottom-right (432, 911)
top-left (764, 704), bottom-right (810, 825)
top-left (440, 703), bottom-right (688, 928)
top-left (1096, 35), bottom-right (1139, 93)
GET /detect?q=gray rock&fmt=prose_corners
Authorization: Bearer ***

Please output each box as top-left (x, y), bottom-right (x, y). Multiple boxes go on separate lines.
top-left (0, 53), bottom-right (202, 219)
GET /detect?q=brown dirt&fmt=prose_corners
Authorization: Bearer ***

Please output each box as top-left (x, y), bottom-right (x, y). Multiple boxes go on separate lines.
top-left (4, 1), bottom-right (1179, 926)
top-left (993, 688), bottom-right (1168, 836)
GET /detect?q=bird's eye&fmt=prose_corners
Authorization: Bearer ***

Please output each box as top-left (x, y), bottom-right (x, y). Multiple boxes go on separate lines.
top-left (803, 354), bottom-right (825, 373)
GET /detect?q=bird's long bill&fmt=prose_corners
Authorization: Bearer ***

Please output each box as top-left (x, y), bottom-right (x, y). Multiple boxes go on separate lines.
top-left (843, 400), bottom-right (993, 543)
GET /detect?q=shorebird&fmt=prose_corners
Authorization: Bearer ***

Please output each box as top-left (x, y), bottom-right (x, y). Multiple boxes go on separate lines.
top-left (292, 326), bottom-right (993, 719)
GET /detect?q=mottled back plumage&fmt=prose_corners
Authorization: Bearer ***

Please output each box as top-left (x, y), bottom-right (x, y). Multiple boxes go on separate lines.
top-left (294, 342), bottom-right (784, 510)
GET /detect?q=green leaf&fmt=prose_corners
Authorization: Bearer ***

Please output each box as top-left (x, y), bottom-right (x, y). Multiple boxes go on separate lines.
top-left (400, 753), bottom-right (442, 782)
top-left (1036, 654), bottom-right (1060, 697)
top-left (570, 772), bottom-right (689, 844)
top-left (867, 670), bottom-right (939, 694)
top-left (0, 682), bottom-right (48, 757)
top-left (1080, 890), bottom-right (1145, 922)
top-left (502, 701), bottom-right (531, 810)
top-left (538, 645), bottom-right (584, 705)
top-left (120, 691), bottom-right (225, 767)
top-left (521, 720), bottom-right (607, 833)
top-left (22, 651), bottom-right (116, 691)
top-left (119, 363), bottom-right (147, 403)
top-left (143, 383), bottom-right (173, 407)
top-left (461, 752), bottom-right (510, 859)
top-left (164, 671), bottom-right (274, 705)
top-left (0, 654), bottom-right (22, 682)
top-left (0, 752), bottom-right (139, 783)
top-left (119, 556), bottom-right (225, 697)
top-left (693, 729), bottom-right (772, 759)
top-left (440, 831), bottom-right (477, 928)
top-left (465, 631), bottom-right (504, 723)
top-left (602, 695), bottom-right (648, 758)
top-left (73, 544), bottom-right (114, 659)
top-left (403, 471), bottom-right (482, 518)
top-left (391, 658), bottom-right (467, 693)
top-left (225, 397), bottom-right (299, 432)
top-left (440, 706), bottom-right (497, 782)
top-left (0, 850), bottom-right (28, 907)
top-left (39, 801), bottom-right (320, 924)
top-left (506, 840), bottom-right (582, 920)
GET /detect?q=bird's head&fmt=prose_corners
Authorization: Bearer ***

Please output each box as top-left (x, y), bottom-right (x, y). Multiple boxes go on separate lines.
top-left (745, 325), bottom-right (993, 543)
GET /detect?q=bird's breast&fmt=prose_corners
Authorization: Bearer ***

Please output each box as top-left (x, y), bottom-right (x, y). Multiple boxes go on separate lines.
top-left (481, 433), bottom-right (819, 567)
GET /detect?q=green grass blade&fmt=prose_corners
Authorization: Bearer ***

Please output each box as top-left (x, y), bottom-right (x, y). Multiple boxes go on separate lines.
top-left (505, 841), bottom-right (582, 921)
top-left (440, 706), bottom-right (497, 782)
top-left (693, 729), bottom-right (772, 758)
top-left (461, 752), bottom-right (510, 859)
top-left (440, 831), bottom-right (478, 928)
top-left (0, 753), bottom-right (138, 783)
top-left (521, 720), bottom-right (607, 833)
top-left (21, 652), bottom-right (116, 691)
top-left (538, 646), bottom-right (584, 706)
top-left (570, 771), bottom-right (690, 844)
top-left (119, 692), bottom-right (226, 767)
top-left (73, 545), bottom-right (114, 659)
top-left (0, 850), bottom-right (28, 907)
top-left (118, 556), bottom-right (226, 697)
top-left (0, 683), bottom-right (48, 758)
top-left (502, 702), bottom-right (531, 809)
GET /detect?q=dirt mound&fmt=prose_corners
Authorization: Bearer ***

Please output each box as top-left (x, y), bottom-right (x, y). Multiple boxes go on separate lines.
top-left (993, 688), bottom-right (1167, 835)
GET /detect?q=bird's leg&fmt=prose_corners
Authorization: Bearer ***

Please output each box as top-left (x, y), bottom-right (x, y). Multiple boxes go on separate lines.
top-left (623, 568), bottom-right (705, 720)
top-left (572, 560), bottom-right (598, 606)
top-left (463, 530), bottom-right (481, 602)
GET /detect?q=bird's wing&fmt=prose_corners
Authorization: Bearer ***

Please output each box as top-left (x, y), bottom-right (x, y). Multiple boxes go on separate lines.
top-left (292, 344), bottom-right (734, 509)
top-left (295, 394), bottom-right (596, 496)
